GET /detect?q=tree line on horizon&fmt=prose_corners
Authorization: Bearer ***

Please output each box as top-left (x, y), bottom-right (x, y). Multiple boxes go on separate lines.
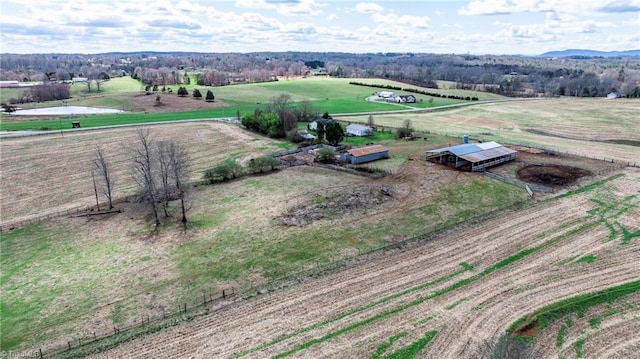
top-left (1, 52), bottom-right (639, 99)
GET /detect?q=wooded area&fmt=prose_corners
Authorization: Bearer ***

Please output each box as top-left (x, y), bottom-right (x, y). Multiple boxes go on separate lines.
top-left (2, 52), bottom-right (639, 98)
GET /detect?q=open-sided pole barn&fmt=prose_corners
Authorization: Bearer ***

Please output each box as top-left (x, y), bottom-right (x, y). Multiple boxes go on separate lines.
top-left (425, 141), bottom-right (516, 172)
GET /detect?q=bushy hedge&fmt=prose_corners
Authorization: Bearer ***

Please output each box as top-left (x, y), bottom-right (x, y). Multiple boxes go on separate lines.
top-left (203, 156), bottom-right (280, 183)
top-left (203, 159), bottom-right (243, 183)
top-left (241, 110), bottom-right (284, 138)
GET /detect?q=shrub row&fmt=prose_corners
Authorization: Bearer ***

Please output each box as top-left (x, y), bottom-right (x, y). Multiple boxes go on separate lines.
top-left (203, 157), bottom-right (280, 183)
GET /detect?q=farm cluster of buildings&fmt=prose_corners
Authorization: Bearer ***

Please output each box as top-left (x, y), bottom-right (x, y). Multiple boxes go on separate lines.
top-left (302, 118), bottom-right (517, 171)
top-left (307, 121), bottom-right (374, 137)
top-left (376, 91), bottom-right (417, 103)
top-left (340, 138), bottom-right (516, 170)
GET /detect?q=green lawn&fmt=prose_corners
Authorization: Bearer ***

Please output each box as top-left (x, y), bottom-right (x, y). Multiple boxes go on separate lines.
top-left (0, 77), bottom-right (504, 131)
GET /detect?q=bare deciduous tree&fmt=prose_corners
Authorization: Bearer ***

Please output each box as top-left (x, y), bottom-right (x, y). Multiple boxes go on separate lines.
top-left (269, 93), bottom-right (292, 117)
top-left (131, 128), bottom-right (160, 226)
top-left (367, 114), bottom-right (375, 127)
top-left (166, 141), bottom-right (192, 226)
top-left (130, 129), bottom-right (192, 227)
top-left (156, 140), bottom-right (172, 218)
top-left (92, 145), bottom-right (115, 209)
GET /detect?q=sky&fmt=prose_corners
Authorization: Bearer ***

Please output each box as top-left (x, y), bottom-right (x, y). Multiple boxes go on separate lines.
top-left (0, 0), bottom-right (639, 55)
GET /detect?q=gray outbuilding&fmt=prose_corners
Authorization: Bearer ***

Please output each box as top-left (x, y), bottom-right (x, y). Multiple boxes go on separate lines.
top-left (341, 144), bottom-right (390, 164)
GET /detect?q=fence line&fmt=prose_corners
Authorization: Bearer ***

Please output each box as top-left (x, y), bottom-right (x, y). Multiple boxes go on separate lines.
top-left (39, 287), bottom-right (235, 358)
top-left (502, 142), bottom-right (639, 168)
top-left (27, 144), bottom-right (632, 357)
top-left (484, 171), bottom-right (554, 193)
top-left (35, 193), bottom-right (534, 358)
top-left (421, 130), bottom-right (638, 168)
top-left (0, 196), bottom-right (136, 232)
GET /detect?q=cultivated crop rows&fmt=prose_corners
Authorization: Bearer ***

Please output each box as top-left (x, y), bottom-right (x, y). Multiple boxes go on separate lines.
top-left (90, 170), bottom-right (639, 358)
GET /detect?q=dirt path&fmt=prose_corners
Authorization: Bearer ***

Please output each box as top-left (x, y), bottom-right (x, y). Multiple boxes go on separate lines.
top-left (89, 169), bottom-right (640, 358)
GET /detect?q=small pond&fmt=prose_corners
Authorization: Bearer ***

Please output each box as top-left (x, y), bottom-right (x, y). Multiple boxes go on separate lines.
top-left (9, 106), bottom-right (125, 116)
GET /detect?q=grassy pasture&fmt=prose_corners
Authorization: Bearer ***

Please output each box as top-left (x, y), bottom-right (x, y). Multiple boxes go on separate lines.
top-left (0, 123), bottom-right (531, 351)
top-left (349, 97), bottom-right (640, 163)
top-left (2, 80), bottom-right (638, 355)
top-left (0, 77), bottom-right (500, 131)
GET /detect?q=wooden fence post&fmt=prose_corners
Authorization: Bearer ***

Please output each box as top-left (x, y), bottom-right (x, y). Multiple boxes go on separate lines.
top-left (39, 348), bottom-right (43, 358)
top-left (68, 341), bottom-right (71, 351)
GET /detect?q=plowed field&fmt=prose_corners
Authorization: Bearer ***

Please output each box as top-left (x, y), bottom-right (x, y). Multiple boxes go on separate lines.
top-left (90, 169), bottom-right (640, 358)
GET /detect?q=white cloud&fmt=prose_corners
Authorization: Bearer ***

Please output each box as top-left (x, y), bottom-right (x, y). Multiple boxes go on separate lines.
top-left (458, 0), bottom-right (513, 16)
top-left (354, 2), bottom-right (384, 14)
top-left (598, 0), bottom-right (640, 13)
top-left (241, 12), bottom-right (281, 31)
top-left (459, 0), bottom-right (640, 16)
top-left (370, 13), bottom-right (430, 29)
top-left (0, 0), bottom-right (634, 54)
top-left (235, 0), bottom-right (322, 16)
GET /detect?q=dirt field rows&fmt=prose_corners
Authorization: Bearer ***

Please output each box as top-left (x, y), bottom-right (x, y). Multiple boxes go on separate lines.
top-left (90, 169), bottom-right (640, 358)
top-left (534, 292), bottom-right (640, 359)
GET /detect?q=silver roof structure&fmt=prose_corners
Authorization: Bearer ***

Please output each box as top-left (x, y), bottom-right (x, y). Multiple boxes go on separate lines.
top-left (427, 141), bottom-right (516, 163)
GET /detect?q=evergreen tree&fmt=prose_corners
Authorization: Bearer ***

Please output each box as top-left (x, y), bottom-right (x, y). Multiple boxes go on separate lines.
top-left (206, 90), bottom-right (215, 102)
top-left (325, 120), bottom-right (344, 146)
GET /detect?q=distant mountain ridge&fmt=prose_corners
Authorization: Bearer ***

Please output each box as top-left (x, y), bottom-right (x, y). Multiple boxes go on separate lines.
top-left (539, 49), bottom-right (640, 58)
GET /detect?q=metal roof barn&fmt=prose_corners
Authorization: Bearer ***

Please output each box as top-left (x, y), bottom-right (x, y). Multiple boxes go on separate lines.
top-left (341, 145), bottom-right (390, 164)
top-left (425, 141), bottom-right (516, 172)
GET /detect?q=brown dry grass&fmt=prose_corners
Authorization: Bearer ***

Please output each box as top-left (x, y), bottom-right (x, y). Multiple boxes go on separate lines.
top-left (366, 97), bottom-right (640, 164)
top-left (129, 93), bottom-right (228, 113)
top-left (0, 122), bottom-right (281, 225)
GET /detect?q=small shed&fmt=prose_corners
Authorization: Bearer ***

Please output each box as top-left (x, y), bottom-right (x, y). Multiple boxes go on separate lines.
top-left (346, 124), bottom-right (373, 137)
top-left (341, 144), bottom-right (389, 164)
top-left (425, 141), bottom-right (516, 172)
top-left (298, 130), bottom-right (316, 140)
top-left (308, 119), bottom-right (328, 131)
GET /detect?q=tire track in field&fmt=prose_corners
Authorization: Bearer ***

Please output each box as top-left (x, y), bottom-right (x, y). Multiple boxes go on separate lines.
top-left (532, 292), bottom-right (640, 359)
